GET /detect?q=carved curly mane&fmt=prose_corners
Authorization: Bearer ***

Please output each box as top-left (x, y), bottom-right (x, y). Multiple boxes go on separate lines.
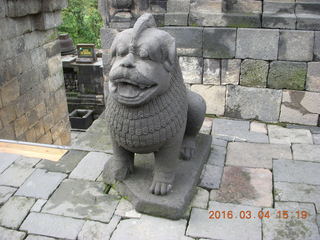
top-left (105, 58), bottom-right (188, 148)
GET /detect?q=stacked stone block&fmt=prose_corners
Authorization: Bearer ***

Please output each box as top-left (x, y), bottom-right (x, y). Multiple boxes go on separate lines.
top-left (0, 0), bottom-right (71, 145)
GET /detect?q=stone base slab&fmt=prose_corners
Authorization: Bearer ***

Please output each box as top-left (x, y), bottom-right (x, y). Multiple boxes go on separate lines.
top-left (104, 134), bottom-right (212, 220)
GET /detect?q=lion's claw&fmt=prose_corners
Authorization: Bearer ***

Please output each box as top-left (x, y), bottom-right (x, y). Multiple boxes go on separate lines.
top-left (180, 136), bottom-right (196, 160)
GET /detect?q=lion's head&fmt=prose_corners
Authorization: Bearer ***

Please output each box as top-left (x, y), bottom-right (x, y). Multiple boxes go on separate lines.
top-left (108, 13), bottom-right (177, 107)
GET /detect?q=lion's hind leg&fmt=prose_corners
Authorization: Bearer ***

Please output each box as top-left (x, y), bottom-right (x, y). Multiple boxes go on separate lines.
top-left (180, 90), bottom-right (206, 160)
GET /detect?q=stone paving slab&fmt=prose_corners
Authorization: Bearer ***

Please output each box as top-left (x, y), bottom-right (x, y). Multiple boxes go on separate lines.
top-left (111, 214), bottom-right (187, 240)
top-left (115, 198), bottom-right (141, 219)
top-left (191, 187), bottom-right (209, 210)
top-left (274, 182), bottom-right (320, 212)
top-left (199, 164), bottom-right (223, 189)
top-left (211, 137), bottom-right (228, 148)
top-left (15, 169), bottom-right (67, 199)
top-left (268, 125), bottom-right (313, 144)
top-left (0, 186), bottom-right (16, 205)
top-left (0, 153), bottom-right (21, 173)
top-left (273, 159), bottom-right (320, 185)
top-left (69, 152), bottom-right (111, 181)
top-left (0, 196), bottom-right (35, 229)
top-left (199, 117), bottom-right (213, 135)
top-left (250, 121), bottom-right (267, 134)
top-left (313, 134), bottom-right (320, 145)
top-left (0, 226), bottom-right (26, 240)
top-left (263, 202), bottom-right (320, 240)
top-left (186, 202), bottom-right (262, 240)
top-left (25, 235), bottom-right (56, 240)
top-left (78, 216), bottom-right (121, 240)
top-left (226, 142), bottom-right (292, 169)
top-left (212, 118), bottom-right (268, 143)
top-left (15, 157), bottom-right (41, 168)
top-left (0, 163), bottom-right (35, 187)
top-left (42, 179), bottom-right (119, 223)
top-left (292, 144), bottom-right (320, 162)
top-left (207, 145), bottom-right (226, 167)
top-left (36, 150), bottom-right (88, 174)
top-left (287, 124), bottom-right (320, 134)
top-left (210, 166), bottom-right (272, 208)
top-left (20, 212), bottom-right (85, 240)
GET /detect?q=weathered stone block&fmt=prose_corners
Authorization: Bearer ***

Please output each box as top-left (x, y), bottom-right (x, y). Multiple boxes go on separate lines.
top-left (264, 2), bottom-right (295, 14)
top-left (199, 164), bottom-right (223, 189)
top-left (191, 85), bottom-right (226, 115)
top-left (0, 163), bottom-right (35, 187)
top-left (210, 166), bottom-right (273, 207)
top-left (240, 59), bottom-right (268, 88)
top-left (100, 27), bottom-right (120, 49)
top-left (226, 142), bottom-right (292, 169)
top-left (20, 213), bottom-right (85, 239)
top-left (42, 0), bottom-right (68, 12)
top-left (306, 62), bottom-right (320, 91)
top-left (268, 125), bottom-right (313, 144)
top-left (236, 29), bottom-right (279, 60)
top-left (0, 186), bottom-right (16, 205)
top-left (267, 61), bottom-right (307, 90)
top-left (296, 2), bottom-right (320, 15)
top-left (35, 11), bottom-right (62, 30)
top-left (296, 13), bottom-right (320, 31)
top-left (161, 27), bottom-right (203, 56)
top-left (179, 57), bottom-right (203, 84)
top-left (6, 0), bottom-right (41, 17)
top-left (221, 59), bottom-right (240, 85)
top-left (167, 0), bottom-right (190, 12)
top-left (226, 85), bottom-right (282, 122)
top-left (280, 90), bottom-right (320, 125)
top-left (203, 28), bottom-right (236, 58)
top-left (0, 227), bottom-right (26, 240)
top-left (315, 31), bottom-right (320, 61)
top-left (203, 59), bottom-right (220, 85)
top-left (262, 13), bottom-right (296, 29)
top-left (14, 114), bottom-right (29, 138)
top-left (164, 13), bottom-right (188, 26)
top-left (292, 144), bottom-right (320, 162)
top-left (1, 79), bottom-right (20, 106)
top-left (225, 1), bottom-right (262, 13)
top-left (279, 30), bottom-right (314, 61)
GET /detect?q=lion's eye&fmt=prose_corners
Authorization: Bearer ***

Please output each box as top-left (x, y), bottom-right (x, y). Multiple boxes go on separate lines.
top-left (139, 49), bottom-right (149, 59)
top-left (117, 48), bottom-right (128, 57)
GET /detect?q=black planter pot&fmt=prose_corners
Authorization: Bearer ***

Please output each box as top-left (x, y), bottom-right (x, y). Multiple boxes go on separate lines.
top-left (69, 109), bottom-right (94, 129)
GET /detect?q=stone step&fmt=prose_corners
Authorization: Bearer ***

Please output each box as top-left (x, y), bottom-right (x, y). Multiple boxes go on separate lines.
top-left (262, 13), bottom-right (296, 29)
top-left (223, 0), bottom-right (262, 14)
top-left (296, 13), bottom-right (320, 30)
top-left (296, 3), bottom-right (320, 15)
top-left (263, 2), bottom-right (295, 14)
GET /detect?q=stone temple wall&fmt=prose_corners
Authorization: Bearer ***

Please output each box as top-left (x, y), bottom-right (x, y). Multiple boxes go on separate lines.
top-left (0, 0), bottom-right (71, 145)
top-left (100, 0), bottom-right (320, 126)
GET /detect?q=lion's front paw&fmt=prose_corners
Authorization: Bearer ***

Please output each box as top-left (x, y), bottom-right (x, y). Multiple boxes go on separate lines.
top-left (180, 136), bottom-right (196, 161)
top-left (104, 158), bottom-right (134, 182)
top-left (149, 181), bottom-right (173, 195)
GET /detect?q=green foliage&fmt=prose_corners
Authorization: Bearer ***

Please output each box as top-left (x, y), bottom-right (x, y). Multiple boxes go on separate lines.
top-left (58, 0), bottom-right (103, 48)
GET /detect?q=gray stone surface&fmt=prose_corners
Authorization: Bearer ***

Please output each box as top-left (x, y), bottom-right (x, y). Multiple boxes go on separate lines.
top-left (191, 85), bottom-right (226, 115)
top-left (0, 186), bottom-right (16, 205)
top-left (20, 212), bottom-right (84, 239)
top-left (186, 202), bottom-right (262, 240)
top-left (179, 57), bottom-right (203, 84)
top-left (203, 28), bottom-right (236, 58)
top-left (236, 28), bottom-right (279, 60)
top-left (199, 117), bottom-right (213, 135)
top-left (25, 235), bottom-right (56, 240)
top-left (226, 142), bottom-right (292, 169)
top-left (69, 152), bottom-right (111, 181)
top-left (315, 31), bottom-right (320, 61)
top-left (207, 145), bottom-right (226, 167)
top-left (287, 124), bottom-right (320, 134)
top-left (115, 198), bottom-right (136, 218)
top-left (161, 27), bottom-right (203, 57)
top-left (280, 90), bottom-right (320, 126)
top-left (164, 13), bottom-right (188, 26)
top-left (30, 199), bottom-right (46, 212)
top-left (278, 30), bottom-right (314, 61)
top-left (274, 181), bottom-right (320, 212)
top-left (262, 13), bottom-right (296, 29)
top-left (78, 216), bottom-right (121, 240)
top-left (210, 166), bottom-right (273, 208)
top-left (211, 137), bottom-right (228, 148)
top-left (212, 118), bottom-right (268, 143)
top-left (226, 85), bottom-right (282, 122)
top-left (105, 135), bottom-right (211, 220)
top-left (0, 196), bottom-right (35, 229)
top-left (15, 169), bottom-right (66, 199)
top-left (273, 159), bottom-right (320, 185)
top-left (111, 215), bottom-right (187, 240)
top-left (267, 61), bottom-right (307, 90)
top-left (250, 121), bottom-right (267, 134)
top-left (203, 59), bottom-right (220, 85)
top-left (0, 226), bottom-right (26, 240)
top-left (0, 163), bottom-right (35, 187)
top-left (240, 59), bottom-right (268, 88)
top-left (42, 179), bottom-right (119, 222)
top-left (191, 187), bottom-right (209, 209)
top-left (199, 164), bottom-right (223, 189)
top-left (268, 125), bottom-right (313, 144)
top-left (36, 150), bottom-right (88, 174)
top-left (306, 62), bottom-right (320, 92)
top-left (263, 202), bottom-right (320, 240)
top-left (0, 153), bottom-right (21, 173)
top-left (313, 134), bottom-right (320, 144)
top-left (296, 13), bottom-right (320, 31)
top-left (292, 144), bottom-right (320, 162)
top-left (221, 59), bottom-right (241, 85)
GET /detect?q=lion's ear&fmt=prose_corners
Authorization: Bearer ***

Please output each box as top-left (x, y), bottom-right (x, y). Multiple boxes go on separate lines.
top-left (163, 37), bottom-right (176, 72)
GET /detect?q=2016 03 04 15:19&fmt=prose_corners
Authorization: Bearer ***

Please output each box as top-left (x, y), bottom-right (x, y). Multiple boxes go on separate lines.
top-left (208, 210), bottom-right (309, 220)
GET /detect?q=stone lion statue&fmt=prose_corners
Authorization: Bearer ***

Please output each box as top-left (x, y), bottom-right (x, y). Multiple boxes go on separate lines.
top-left (104, 13), bottom-right (206, 195)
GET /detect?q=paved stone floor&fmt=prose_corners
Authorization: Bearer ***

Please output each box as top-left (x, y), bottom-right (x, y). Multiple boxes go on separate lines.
top-left (0, 117), bottom-right (320, 240)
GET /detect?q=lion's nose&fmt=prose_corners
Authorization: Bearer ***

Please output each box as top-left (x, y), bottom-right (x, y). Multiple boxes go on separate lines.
top-left (120, 53), bottom-right (135, 68)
